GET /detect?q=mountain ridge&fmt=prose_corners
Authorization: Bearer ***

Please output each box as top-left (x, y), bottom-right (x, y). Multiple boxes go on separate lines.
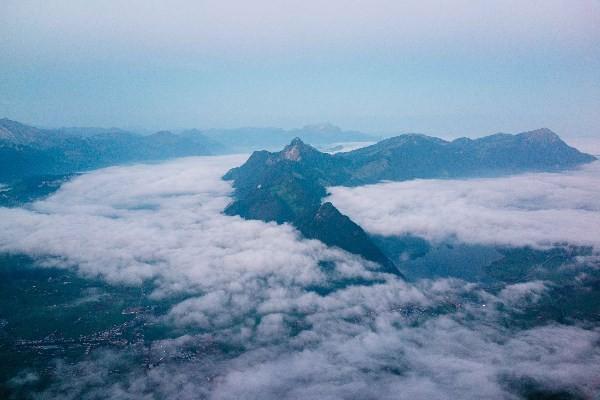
top-left (0, 119), bottom-right (222, 181)
top-left (223, 132), bottom-right (595, 273)
top-left (223, 138), bottom-right (397, 274)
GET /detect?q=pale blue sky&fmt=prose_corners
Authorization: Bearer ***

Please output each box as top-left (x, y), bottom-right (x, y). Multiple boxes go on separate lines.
top-left (1, 0), bottom-right (599, 138)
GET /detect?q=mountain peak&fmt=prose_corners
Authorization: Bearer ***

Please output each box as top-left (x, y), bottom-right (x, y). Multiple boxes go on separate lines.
top-left (282, 138), bottom-right (305, 161)
top-left (281, 137), bottom-right (321, 161)
top-left (0, 118), bottom-right (29, 129)
top-left (518, 128), bottom-right (561, 143)
top-left (0, 118), bottom-right (50, 146)
top-left (301, 123), bottom-right (341, 133)
top-left (290, 137), bottom-right (304, 146)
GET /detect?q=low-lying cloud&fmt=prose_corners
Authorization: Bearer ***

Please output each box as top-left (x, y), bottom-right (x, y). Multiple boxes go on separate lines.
top-left (1, 156), bottom-right (599, 399)
top-left (0, 155), bottom-right (377, 297)
top-left (327, 161), bottom-right (600, 249)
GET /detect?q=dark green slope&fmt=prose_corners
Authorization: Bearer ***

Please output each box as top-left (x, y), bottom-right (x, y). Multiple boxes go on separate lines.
top-left (298, 202), bottom-right (398, 274)
top-left (337, 128), bottom-right (595, 185)
top-left (224, 138), bottom-right (398, 274)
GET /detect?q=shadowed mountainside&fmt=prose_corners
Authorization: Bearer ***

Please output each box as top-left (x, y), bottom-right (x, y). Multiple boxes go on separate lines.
top-left (0, 119), bottom-right (224, 182)
top-left (224, 138), bottom-right (398, 273)
top-left (337, 128), bottom-right (596, 185)
top-left (0, 119), bottom-right (378, 183)
top-left (224, 131), bottom-right (594, 273)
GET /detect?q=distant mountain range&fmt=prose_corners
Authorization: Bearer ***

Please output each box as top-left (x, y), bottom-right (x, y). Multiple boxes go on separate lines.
top-left (0, 119), bottom-right (377, 182)
top-left (199, 123), bottom-right (378, 152)
top-left (224, 131), bottom-right (595, 273)
top-left (0, 119), bottom-right (223, 181)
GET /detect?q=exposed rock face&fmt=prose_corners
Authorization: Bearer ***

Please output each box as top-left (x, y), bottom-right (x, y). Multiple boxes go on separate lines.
top-left (282, 138), bottom-right (304, 161)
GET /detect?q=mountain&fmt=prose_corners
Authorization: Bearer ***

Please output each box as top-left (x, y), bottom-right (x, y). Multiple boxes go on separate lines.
top-left (337, 128), bottom-right (596, 185)
top-left (0, 118), bottom-right (380, 182)
top-left (201, 123), bottom-right (377, 152)
top-left (223, 130), bottom-right (594, 272)
top-left (224, 138), bottom-right (398, 274)
top-left (0, 119), bottom-right (224, 182)
top-left (0, 173), bottom-right (77, 207)
top-left (298, 202), bottom-right (397, 274)
top-left (0, 118), bottom-right (57, 146)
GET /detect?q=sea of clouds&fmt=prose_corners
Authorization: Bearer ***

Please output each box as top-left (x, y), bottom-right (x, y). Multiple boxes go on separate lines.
top-left (328, 161), bottom-right (600, 249)
top-left (1, 156), bottom-right (599, 399)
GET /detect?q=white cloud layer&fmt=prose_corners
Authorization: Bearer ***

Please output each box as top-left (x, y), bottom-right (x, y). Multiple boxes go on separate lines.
top-left (327, 162), bottom-right (600, 249)
top-left (0, 155), bottom-right (379, 297)
top-left (1, 156), bottom-right (599, 399)
top-left (26, 283), bottom-right (600, 400)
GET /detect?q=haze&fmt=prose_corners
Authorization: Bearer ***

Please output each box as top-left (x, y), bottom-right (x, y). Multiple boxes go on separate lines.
top-left (1, 0), bottom-right (599, 137)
